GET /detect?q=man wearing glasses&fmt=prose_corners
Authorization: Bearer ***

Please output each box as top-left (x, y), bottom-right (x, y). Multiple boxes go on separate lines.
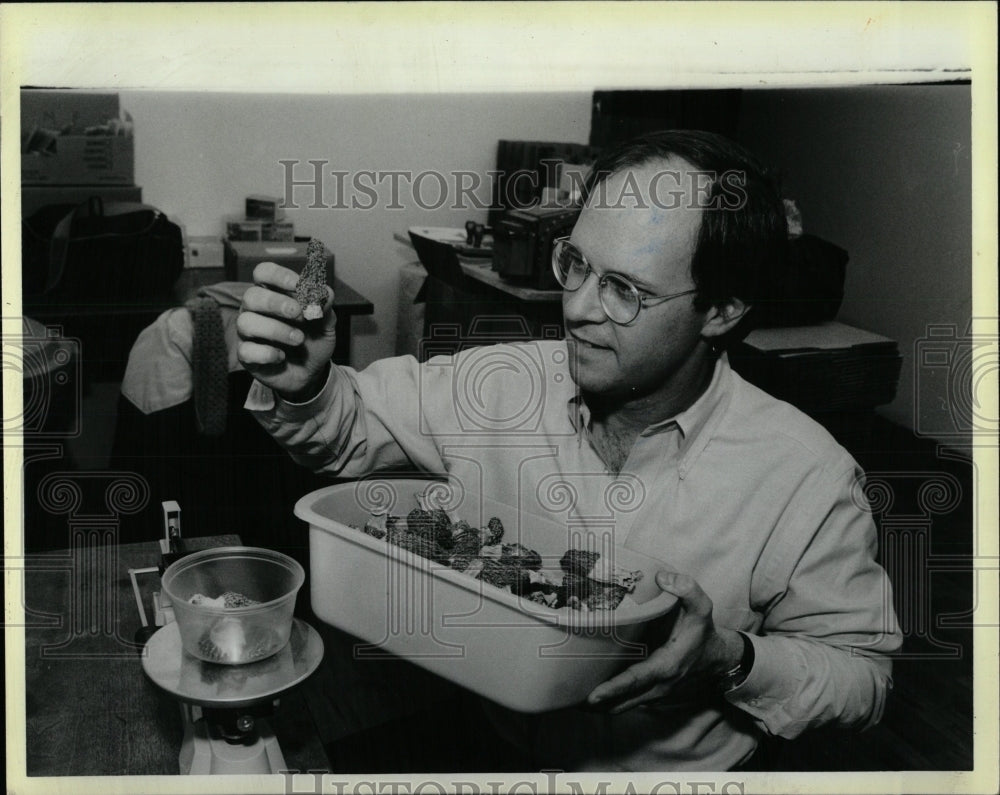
top-left (237, 130), bottom-right (901, 771)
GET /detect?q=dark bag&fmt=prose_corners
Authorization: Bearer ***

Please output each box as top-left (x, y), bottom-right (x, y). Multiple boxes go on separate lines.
top-left (22, 197), bottom-right (184, 307)
top-left (757, 233), bottom-right (849, 327)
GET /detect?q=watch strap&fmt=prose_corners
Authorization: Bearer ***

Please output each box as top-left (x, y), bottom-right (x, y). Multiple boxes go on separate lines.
top-left (719, 631), bottom-right (755, 692)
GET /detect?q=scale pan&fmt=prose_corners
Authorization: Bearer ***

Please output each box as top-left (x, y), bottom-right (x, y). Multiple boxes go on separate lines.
top-left (142, 618), bottom-right (323, 709)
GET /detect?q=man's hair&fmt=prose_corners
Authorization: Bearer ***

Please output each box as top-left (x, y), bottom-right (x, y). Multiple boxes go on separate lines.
top-left (582, 129), bottom-right (787, 338)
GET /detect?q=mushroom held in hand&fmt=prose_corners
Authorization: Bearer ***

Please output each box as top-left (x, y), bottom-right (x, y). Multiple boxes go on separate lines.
top-left (295, 239), bottom-right (329, 320)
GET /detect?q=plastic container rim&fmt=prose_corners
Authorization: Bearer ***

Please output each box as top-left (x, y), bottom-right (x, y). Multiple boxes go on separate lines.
top-left (295, 484), bottom-right (678, 631)
top-left (161, 545), bottom-right (305, 615)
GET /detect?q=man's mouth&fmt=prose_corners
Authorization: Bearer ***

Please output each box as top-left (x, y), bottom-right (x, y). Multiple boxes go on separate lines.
top-left (568, 333), bottom-right (611, 351)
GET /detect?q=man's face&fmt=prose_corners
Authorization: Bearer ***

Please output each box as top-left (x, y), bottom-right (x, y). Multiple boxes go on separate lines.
top-left (563, 157), bottom-right (710, 401)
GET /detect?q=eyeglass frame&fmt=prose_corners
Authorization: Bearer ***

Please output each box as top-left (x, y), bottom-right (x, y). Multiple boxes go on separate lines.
top-left (550, 236), bottom-right (699, 325)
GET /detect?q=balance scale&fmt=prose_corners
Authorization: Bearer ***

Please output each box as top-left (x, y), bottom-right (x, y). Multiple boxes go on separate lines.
top-left (135, 502), bottom-right (324, 775)
top-left (141, 616), bottom-right (324, 774)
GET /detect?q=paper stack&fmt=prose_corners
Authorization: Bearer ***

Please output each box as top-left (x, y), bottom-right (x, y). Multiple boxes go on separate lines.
top-left (730, 321), bottom-right (902, 414)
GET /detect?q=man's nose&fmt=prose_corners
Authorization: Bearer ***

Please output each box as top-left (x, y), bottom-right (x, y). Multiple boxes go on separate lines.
top-left (561, 271), bottom-right (605, 324)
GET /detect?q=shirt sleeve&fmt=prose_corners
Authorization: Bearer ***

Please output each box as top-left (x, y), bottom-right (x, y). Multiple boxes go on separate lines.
top-left (724, 461), bottom-right (903, 739)
top-left (244, 354), bottom-right (451, 477)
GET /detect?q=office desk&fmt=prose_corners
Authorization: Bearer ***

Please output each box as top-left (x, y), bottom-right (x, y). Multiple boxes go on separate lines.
top-left (23, 534), bottom-right (329, 776)
top-left (457, 257), bottom-right (563, 303)
top-left (393, 230), bottom-right (562, 303)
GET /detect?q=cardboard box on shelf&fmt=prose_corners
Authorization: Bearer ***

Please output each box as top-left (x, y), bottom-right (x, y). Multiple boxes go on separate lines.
top-left (21, 89), bottom-right (135, 186)
top-left (21, 90), bottom-right (121, 131)
top-left (245, 195), bottom-right (285, 222)
top-left (225, 216), bottom-right (265, 242)
top-left (263, 220), bottom-right (295, 241)
top-left (224, 240), bottom-right (334, 284)
top-left (21, 138), bottom-right (135, 186)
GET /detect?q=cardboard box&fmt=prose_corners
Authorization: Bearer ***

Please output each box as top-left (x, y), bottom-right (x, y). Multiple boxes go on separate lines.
top-left (21, 137), bottom-right (135, 186)
top-left (224, 239), bottom-right (334, 284)
top-left (21, 90), bottom-right (121, 131)
top-left (21, 185), bottom-right (143, 217)
top-left (21, 90), bottom-right (135, 186)
top-left (263, 220), bottom-right (295, 242)
top-left (225, 216), bottom-right (265, 242)
top-left (245, 195), bottom-right (285, 221)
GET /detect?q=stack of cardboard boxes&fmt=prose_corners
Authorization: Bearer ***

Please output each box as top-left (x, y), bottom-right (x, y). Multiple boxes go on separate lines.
top-left (224, 195), bottom-right (295, 242)
top-left (221, 194), bottom-right (334, 285)
top-left (20, 89), bottom-right (141, 215)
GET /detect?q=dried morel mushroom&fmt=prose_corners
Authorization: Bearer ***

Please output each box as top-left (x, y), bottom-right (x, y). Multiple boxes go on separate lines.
top-left (188, 591), bottom-right (260, 608)
top-left (560, 549), bottom-right (643, 592)
top-left (295, 239), bottom-right (328, 320)
top-left (354, 493), bottom-right (644, 612)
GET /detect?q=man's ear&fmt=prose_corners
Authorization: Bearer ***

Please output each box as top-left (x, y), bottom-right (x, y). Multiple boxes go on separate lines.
top-left (701, 298), bottom-right (750, 340)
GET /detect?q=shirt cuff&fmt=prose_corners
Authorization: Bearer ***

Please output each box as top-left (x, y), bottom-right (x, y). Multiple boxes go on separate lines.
top-left (723, 634), bottom-right (806, 721)
top-left (244, 362), bottom-right (336, 417)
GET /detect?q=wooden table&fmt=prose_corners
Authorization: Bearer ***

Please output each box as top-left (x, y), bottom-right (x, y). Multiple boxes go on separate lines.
top-left (23, 534), bottom-right (330, 776)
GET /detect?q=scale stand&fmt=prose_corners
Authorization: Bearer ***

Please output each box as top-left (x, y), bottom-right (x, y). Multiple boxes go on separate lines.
top-left (179, 701), bottom-right (287, 775)
top-left (141, 618), bottom-right (324, 775)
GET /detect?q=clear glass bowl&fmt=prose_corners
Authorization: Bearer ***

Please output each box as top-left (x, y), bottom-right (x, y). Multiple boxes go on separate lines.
top-left (161, 546), bottom-right (305, 665)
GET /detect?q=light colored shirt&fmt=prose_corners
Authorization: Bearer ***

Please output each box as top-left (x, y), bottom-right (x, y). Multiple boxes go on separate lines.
top-left (245, 341), bottom-right (902, 771)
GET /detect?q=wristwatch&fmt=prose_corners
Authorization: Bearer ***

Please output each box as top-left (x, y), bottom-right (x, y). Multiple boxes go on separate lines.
top-left (719, 631), bottom-right (755, 692)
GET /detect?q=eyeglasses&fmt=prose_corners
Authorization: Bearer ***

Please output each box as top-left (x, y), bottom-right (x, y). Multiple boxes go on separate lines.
top-left (551, 237), bottom-right (698, 325)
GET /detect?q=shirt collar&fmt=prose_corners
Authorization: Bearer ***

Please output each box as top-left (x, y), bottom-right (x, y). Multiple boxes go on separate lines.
top-left (566, 353), bottom-right (731, 455)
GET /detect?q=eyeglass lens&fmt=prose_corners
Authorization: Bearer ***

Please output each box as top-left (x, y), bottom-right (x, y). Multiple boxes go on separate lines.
top-left (553, 240), bottom-right (640, 323)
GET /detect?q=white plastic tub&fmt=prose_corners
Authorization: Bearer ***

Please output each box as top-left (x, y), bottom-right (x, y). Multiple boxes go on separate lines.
top-left (295, 478), bottom-right (677, 713)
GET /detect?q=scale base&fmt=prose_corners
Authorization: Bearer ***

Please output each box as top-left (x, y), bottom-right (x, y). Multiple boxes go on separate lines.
top-left (179, 703), bottom-right (287, 775)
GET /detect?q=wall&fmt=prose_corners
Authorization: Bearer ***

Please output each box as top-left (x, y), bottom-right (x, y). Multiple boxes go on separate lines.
top-left (120, 91), bottom-right (593, 368)
top-left (737, 85), bottom-right (973, 443)
top-left (119, 86), bottom-right (973, 441)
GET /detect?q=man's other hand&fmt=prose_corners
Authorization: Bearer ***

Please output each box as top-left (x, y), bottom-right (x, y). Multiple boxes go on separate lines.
top-left (587, 571), bottom-right (745, 713)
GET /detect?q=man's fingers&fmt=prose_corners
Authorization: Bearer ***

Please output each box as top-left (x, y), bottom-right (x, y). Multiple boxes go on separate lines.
top-left (656, 571), bottom-right (712, 618)
top-left (236, 312), bottom-right (304, 347)
top-left (252, 261), bottom-right (300, 291)
top-left (241, 284), bottom-right (303, 322)
top-left (238, 340), bottom-right (286, 366)
top-left (588, 660), bottom-right (659, 705)
top-left (607, 683), bottom-right (673, 715)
